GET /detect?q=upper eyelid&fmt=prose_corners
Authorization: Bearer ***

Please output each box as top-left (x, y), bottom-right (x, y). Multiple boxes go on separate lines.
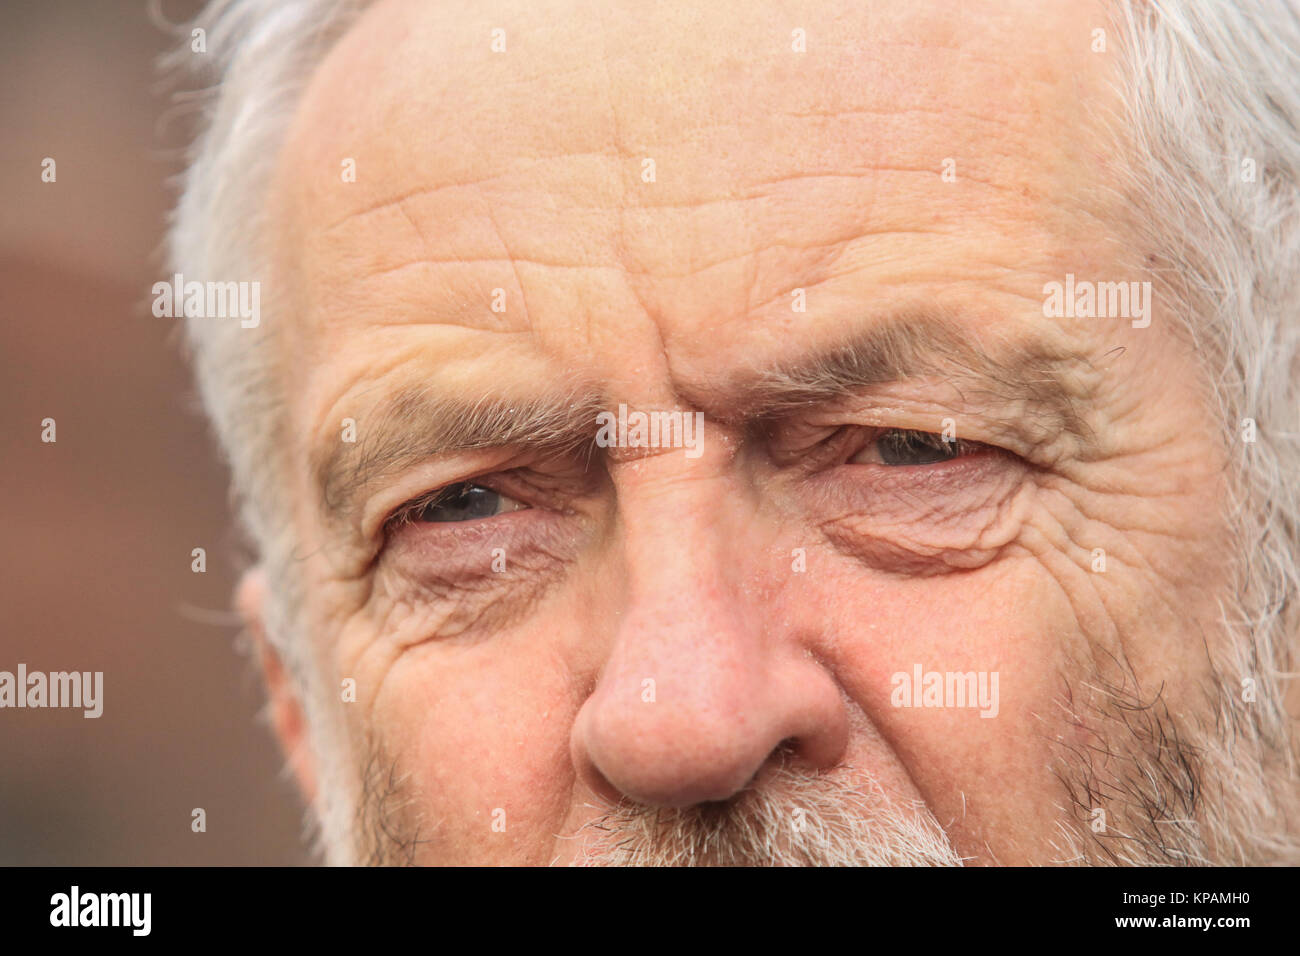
top-left (354, 444), bottom-right (530, 542)
top-left (362, 446), bottom-right (610, 545)
top-left (385, 485), bottom-right (456, 527)
top-left (787, 417), bottom-right (1011, 450)
top-left (383, 467), bottom-right (585, 532)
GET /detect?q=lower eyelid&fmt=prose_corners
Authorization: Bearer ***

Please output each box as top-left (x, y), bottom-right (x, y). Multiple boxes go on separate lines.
top-left (813, 464), bottom-right (1031, 572)
top-left (374, 514), bottom-right (579, 642)
top-left (382, 503), bottom-right (585, 583)
top-left (809, 447), bottom-right (1021, 517)
top-left (386, 501), bottom-right (541, 552)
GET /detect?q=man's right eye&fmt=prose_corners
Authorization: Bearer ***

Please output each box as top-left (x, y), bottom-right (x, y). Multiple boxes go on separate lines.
top-left (396, 483), bottom-right (530, 524)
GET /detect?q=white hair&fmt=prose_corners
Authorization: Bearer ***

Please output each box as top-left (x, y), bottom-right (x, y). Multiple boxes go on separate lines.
top-left (567, 763), bottom-right (966, 866)
top-left (162, 0), bottom-right (370, 860)
top-left (1110, 0), bottom-right (1300, 862)
top-left (165, 0), bottom-right (1300, 863)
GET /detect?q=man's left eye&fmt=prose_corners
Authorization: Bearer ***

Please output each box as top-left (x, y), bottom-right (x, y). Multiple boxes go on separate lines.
top-left (850, 429), bottom-right (980, 466)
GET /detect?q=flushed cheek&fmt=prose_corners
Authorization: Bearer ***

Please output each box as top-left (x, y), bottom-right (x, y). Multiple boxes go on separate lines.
top-left (361, 639), bottom-right (581, 864)
top-left (785, 548), bottom-right (1084, 862)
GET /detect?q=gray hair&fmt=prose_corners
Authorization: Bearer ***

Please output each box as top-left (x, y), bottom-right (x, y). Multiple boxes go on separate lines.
top-left (1111, 0), bottom-right (1300, 838)
top-left (1118, 0), bottom-right (1300, 863)
top-left (165, 0), bottom-right (1300, 861)
top-left (164, 0), bottom-right (367, 685)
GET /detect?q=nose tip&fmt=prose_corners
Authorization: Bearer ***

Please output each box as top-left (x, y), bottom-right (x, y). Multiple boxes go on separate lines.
top-left (573, 712), bottom-right (770, 809)
top-left (570, 666), bottom-right (849, 810)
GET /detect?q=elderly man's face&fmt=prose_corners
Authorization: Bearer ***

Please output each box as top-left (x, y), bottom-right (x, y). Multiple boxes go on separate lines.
top-left (254, 0), bottom-right (1234, 864)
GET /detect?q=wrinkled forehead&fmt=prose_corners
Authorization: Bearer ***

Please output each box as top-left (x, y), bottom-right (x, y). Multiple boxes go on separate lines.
top-left (269, 0), bottom-right (1128, 373)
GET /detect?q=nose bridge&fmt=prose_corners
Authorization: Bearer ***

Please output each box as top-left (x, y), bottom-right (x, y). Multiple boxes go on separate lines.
top-left (605, 452), bottom-right (759, 704)
top-left (617, 453), bottom-right (749, 605)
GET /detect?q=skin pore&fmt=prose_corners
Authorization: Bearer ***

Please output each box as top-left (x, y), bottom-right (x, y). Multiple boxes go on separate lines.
top-left (246, 0), bottom-right (1247, 864)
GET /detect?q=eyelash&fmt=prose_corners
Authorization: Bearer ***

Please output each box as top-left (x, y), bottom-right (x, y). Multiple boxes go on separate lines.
top-left (794, 424), bottom-right (985, 468)
top-left (859, 428), bottom-right (985, 461)
top-left (384, 485), bottom-right (464, 532)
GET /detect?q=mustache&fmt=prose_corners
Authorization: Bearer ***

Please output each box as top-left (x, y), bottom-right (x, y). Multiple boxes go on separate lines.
top-left (564, 764), bottom-right (966, 866)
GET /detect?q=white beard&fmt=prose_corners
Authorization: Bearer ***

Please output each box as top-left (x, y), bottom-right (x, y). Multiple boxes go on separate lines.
top-left (565, 763), bottom-right (965, 867)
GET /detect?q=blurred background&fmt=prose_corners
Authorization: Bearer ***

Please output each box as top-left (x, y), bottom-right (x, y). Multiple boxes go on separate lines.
top-left (0, 0), bottom-right (307, 864)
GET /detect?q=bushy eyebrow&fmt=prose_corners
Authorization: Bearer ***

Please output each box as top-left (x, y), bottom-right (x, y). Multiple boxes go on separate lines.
top-left (314, 313), bottom-right (1097, 524)
top-left (697, 312), bottom-right (1095, 442)
top-left (314, 386), bottom-right (606, 519)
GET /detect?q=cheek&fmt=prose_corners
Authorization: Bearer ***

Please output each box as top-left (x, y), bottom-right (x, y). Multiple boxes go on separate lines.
top-left (361, 636), bottom-right (580, 862)
top-left (783, 544), bottom-right (1088, 859)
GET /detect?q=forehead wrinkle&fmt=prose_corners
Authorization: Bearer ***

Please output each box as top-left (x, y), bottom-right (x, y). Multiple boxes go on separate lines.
top-left (284, 0), bottom-right (1105, 267)
top-left (323, 174), bottom-right (514, 236)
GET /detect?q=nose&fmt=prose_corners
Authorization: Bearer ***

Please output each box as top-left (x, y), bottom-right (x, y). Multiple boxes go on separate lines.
top-left (570, 465), bottom-right (848, 809)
